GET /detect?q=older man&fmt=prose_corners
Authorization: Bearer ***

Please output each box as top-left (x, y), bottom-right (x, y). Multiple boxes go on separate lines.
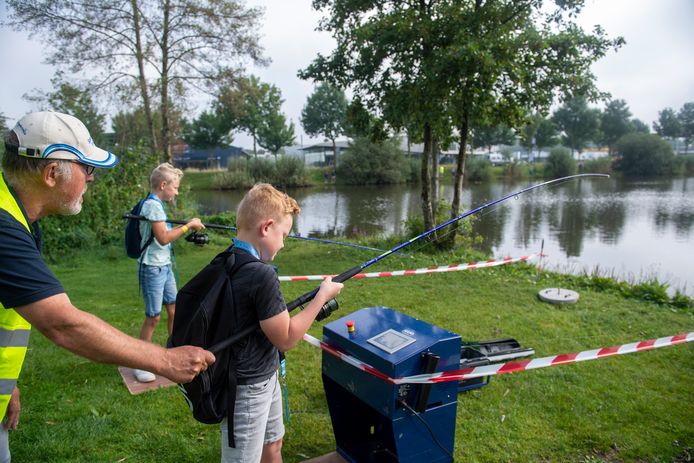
top-left (0, 111), bottom-right (215, 462)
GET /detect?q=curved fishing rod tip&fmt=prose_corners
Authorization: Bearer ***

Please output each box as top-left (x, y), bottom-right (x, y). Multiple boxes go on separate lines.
top-left (580, 173), bottom-right (610, 178)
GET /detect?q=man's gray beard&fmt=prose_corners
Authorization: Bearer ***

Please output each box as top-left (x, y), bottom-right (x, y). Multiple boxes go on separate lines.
top-left (59, 199), bottom-right (83, 215)
top-left (58, 186), bottom-right (86, 216)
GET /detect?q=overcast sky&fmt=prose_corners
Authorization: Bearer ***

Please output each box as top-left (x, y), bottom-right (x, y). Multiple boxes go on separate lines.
top-left (1, 0), bottom-right (693, 149)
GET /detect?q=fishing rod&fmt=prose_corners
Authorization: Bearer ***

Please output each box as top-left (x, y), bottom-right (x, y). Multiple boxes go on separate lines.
top-left (122, 213), bottom-right (391, 254)
top-left (208, 173), bottom-right (608, 354)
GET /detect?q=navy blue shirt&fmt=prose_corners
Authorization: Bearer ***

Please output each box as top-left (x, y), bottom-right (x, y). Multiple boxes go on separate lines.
top-left (230, 247), bottom-right (287, 385)
top-left (0, 196), bottom-right (64, 309)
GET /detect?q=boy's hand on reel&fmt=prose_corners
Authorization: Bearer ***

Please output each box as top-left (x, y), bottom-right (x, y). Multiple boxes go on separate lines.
top-left (318, 276), bottom-right (343, 301)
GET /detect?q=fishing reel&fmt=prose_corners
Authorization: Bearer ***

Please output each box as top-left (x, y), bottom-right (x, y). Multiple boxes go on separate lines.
top-left (185, 231), bottom-right (210, 247)
top-left (316, 298), bottom-right (339, 321)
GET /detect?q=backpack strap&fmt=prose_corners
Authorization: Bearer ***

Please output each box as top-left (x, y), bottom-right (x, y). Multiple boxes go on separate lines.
top-left (139, 232), bottom-right (155, 256)
top-left (219, 246), bottom-right (258, 448)
top-left (137, 197), bottom-right (156, 258)
top-left (227, 349), bottom-right (239, 447)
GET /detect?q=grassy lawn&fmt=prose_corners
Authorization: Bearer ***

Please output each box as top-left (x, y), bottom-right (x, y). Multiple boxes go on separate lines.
top-left (11, 239), bottom-right (693, 462)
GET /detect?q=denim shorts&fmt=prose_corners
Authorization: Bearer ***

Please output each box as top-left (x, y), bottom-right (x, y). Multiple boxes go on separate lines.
top-left (221, 371), bottom-right (285, 463)
top-left (139, 263), bottom-right (177, 317)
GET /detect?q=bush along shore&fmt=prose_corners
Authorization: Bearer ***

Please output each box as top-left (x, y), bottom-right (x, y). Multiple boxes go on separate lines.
top-left (13, 238), bottom-right (693, 462)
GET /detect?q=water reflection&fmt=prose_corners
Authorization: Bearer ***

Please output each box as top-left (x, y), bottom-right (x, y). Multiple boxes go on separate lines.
top-left (191, 176), bottom-right (694, 295)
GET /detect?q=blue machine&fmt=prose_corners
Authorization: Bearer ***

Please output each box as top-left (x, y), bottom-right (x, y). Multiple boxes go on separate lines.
top-left (322, 306), bottom-right (461, 463)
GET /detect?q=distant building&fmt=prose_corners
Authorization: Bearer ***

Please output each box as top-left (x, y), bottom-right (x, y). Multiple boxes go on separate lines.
top-left (292, 141), bottom-right (351, 166)
top-left (174, 145), bottom-right (248, 169)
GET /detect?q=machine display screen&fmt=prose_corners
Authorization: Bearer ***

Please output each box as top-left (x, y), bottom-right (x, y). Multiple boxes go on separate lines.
top-left (367, 329), bottom-right (416, 354)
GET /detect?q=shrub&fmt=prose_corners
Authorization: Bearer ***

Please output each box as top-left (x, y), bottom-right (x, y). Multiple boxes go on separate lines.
top-left (40, 146), bottom-right (159, 259)
top-left (583, 157), bottom-right (613, 174)
top-left (613, 133), bottom-right (677, 177)
top-left (216, 156), bottom-right (311, 188)
top-left (337, 138), bottom-right (410, 184)
top-left (273, 156), bottom-right (311, 188)
top-left (544, 147), bottom-right (577, 178)
top-left (201, 211), bottom-right (237, 228)
top-left (465, 157), bottom-right (492, 182)
top-left (212, 170), bottom-right (253, 190)
top-left (247, 157), bottom-right (275, 182)
top-left (403, 157), bottom-right (420, 183)
top-left (402, 200), bottom-right (479, 251)
top-left (625, 280), bottom-right (671, 305)
top-left (503, 161), bottom-right (528, 179)
top-left (671, 291), bottom-right (694, 310)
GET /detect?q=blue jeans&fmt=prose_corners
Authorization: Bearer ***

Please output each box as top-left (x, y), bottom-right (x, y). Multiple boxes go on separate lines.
top-left (0, 425), bottom-right (9, 463)
top-left (220, 371), bottom-right (285, 463)
top-left (139, 264), bottom-right (176, 317)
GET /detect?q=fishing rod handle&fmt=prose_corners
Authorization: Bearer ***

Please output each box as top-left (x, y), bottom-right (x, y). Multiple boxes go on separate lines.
top-left (285, 265), bottom-right (362, 311)
top-left (209, 324), bottom-right (257, 354)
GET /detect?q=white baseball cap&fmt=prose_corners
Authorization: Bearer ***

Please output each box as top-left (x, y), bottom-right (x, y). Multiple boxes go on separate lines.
top-left (8, 111), bottom-right (119, 169)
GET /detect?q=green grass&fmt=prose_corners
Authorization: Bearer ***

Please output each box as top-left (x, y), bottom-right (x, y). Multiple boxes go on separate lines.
top-left (12, 240), bottom-right (694, 462)
top-left (181, 169), bottom-right (225, 190)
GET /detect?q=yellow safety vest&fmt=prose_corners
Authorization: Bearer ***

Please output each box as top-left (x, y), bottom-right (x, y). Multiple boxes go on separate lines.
top-left (0, 173), bottom-right (33, 421)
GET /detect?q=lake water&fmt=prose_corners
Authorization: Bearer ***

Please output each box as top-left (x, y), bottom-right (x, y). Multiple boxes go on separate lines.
top-left (191, 176), bottom-right (694, 296)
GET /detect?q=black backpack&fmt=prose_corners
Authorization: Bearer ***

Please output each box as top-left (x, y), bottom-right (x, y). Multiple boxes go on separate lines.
top-left (168, 246), bottom-right (257, 447)
top-left (124, 198), bottom-right (155, 259)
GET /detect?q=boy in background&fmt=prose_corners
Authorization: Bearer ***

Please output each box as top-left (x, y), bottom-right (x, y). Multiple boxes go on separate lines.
top-left (221, 183), bottom-right (343, 463)
top-left (134, 163), bottom-right (205, 383)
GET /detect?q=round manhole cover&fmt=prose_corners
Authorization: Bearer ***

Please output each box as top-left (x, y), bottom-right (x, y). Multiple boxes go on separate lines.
top-left (538, 288), bottom-right (579, 304)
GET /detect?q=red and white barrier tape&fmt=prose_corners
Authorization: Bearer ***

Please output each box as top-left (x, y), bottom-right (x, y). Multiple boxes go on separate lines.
top-left (280, 252), bottom-right (543, 282)
top-left (303, 332), bottom-right (694, 385)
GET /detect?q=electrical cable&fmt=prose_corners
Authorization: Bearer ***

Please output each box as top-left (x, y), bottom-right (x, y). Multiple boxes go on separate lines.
top-left (397, 399), bottom-right (454, 461)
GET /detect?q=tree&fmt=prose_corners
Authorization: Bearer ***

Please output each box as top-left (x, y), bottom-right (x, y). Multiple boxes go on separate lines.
top-left (112, 108), bottom-right (159, 151)
top-left (23, 78), bottom-right (106, 145)
top-left (301, 0), bottom-right (622, 244)
top-left (614, 133), bottom-right (676, 177)
top-left (552, 97), bottom-right (601, 156)
top-left (535, 118), bottom-right (559, 156)
top-left (519, 112), bottom-right (543, 159)
top-left (216, 76), bottom-right (284, 156)
top-left (678, 102), bottom-right (694, 154)
top-left (600, 99), bottom-right (632, 155)
top-left (257, 112), bottom-right (296, 156)
top-left (7, 0), bottom-right (266, 162)
top-left (653, 108), bottom-right (682, 140)
top-left (300, 83), bottom-right (348, 171)
top-left (631, 118), bottom-right (650, 134)
top-left (472, 124), bottom-right (515, 154)
top-left (182, 110), bottom-right (233, 149)
top-left (344, 99), bottom-right (388, 143)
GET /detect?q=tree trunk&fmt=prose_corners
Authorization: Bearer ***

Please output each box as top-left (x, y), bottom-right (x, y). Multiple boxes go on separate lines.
top-left (332, 138), bottom-right (338, 172)
top-left (421, 123), bottom-right (435, 236)
top-left (446, 109), bottom-right (470, 247)
top-left (431, 137), bottom-right (440, 209)
top-left (160, 0), bottom-right (172, 163)
top-left (130, 0), bottom-right (158, 159)
top-left (418, 0), bottom-right (434, 236)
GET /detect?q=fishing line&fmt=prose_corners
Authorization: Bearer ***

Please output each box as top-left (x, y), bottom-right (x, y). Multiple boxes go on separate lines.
top-left (123, 213), bottom-right (392, 254)
top-left (354, 176), bottom-right (584, 268)
top-left (209, 174), bottom-right (609, 354)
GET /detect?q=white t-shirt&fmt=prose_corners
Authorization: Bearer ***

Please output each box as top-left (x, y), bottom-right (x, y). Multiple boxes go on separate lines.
top-left (138, 197), bottom-right (172, 266)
